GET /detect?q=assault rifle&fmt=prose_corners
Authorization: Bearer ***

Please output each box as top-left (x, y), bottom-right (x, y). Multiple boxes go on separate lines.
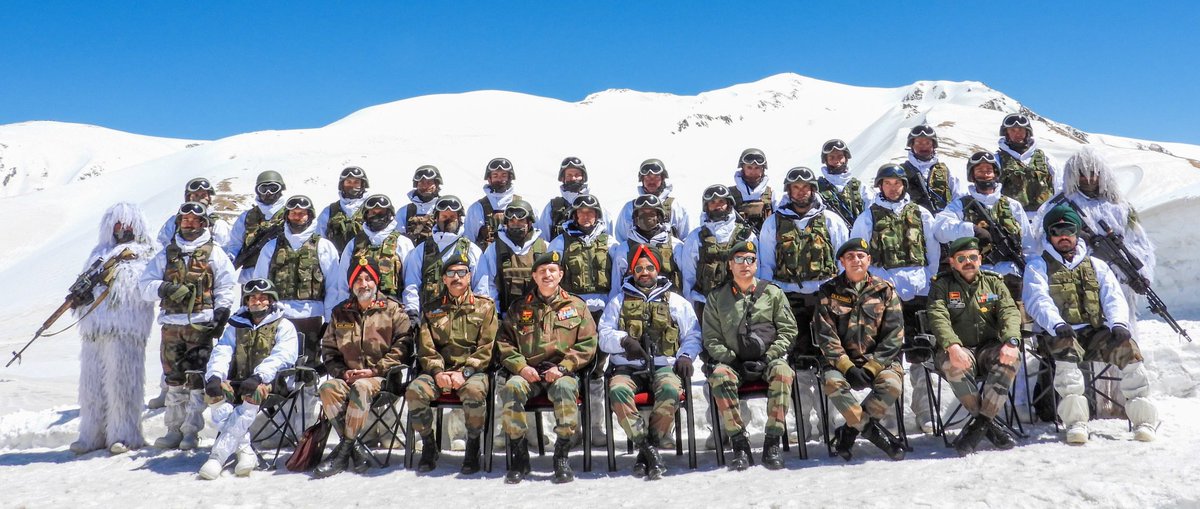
top-left (906, 164), bottom-right (949, 214)
top-left (818, 178), bottom-right (856, 225)
top-left (1052, 196), bottom-right (1192, 342)
top-left (232, 220), bottom-right (283, 269)
top-left (964, 198), bottom-right (1026, 272)
top-left (6, 250), bottom-right (136, 367)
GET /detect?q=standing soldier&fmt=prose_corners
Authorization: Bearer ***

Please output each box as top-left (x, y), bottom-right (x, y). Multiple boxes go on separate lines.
top-left (406, 252), bottom-right (498, 475)
top-left (227, 170), bottom-right (287, 283)
top-left (814, 238), bottom-right (907, 461)
top-left (402, 195), bottom-right (485, 322)
top-left (478, 199), bottom-right (547, 317)
top-left (610, 194), bottom-right (684, 295)
top-left (316, 166), bottom-right (370, 253)
top-left (680, 184), bottom-right (757, 317)
top-left (757, 167), bottom-right (849, 440)
top-left (998, 113), bottom-right (1061, 213)
top-left (198, 279), bottom-right (298, 479)
top-left (934, 152), bottom-right (1034, 282)
top-left (702, 241), bottom-right (796, 471)
top-left (156, 177), bottom-right (233, 253)
top-left (1023, 205), bottom-right (1158, 443)
top-left (926, 237), bottom-right (1021, 455)
top-left (615, 159), bottom-right (691, 242)
top-left (497, 251), bottom-right (599, 484)
top-left (729, 148), bottom-right (775, 233)
top-left (850, 163), bottom-right (941, 433)
top-left (537, 157), bottom-right (615, 241)
top-left (337, 194), bottom-right (416, 302)
top-left (599, 246), bottom-right (701, 480)
top-left (139, 201), bottom-right (238, 450)
top-left (396, 165), bottom-right (443, 247)
top-left (69, 203), bottom-right (157, 456)
top-left (313, 257), bottom-right (414, 478)
top-left (465, 157), bottom-right (523, 250)
top-left (817, 139), bottom-right (869, 226)
top-left (252, 195), bottom-right (342, 364)
top-left (901, 125), bottom-right (965, 214)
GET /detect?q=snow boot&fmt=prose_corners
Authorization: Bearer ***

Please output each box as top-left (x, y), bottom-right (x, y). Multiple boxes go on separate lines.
top-left (179, 389), bottom-right (206, 450)
top-left (155, 386), bottom-right (189, 449)
top-left (147, 378), bottom-right (168, 410)
top-left (953, 415), bottom-right (989, 457)
top-left (631, 448), bottom-right (647, 478)
top-left (761, 432), bottom-right (784, 470)
top-left (984, 419), bottom-right (1016, 450)
top-left (460, 435), bottom-right (481, 475)
top-left (1058, 393), bottom-right (1090, 445)
top-left (234, 444), bottom-right (258, 476)
top-left (313, 440), bottom-right (353, 478)
top-left (833, 425), bottom-right (859, 461)
top-left (108, 442), bottom-right (131, 455)
top-left (638, 438), bottom-right (665, 480)
top-left (728, 431), bottom-right (753, 471)
top-left (504, 437), bottom-right (531, 484)
top-left (552, 438), bottom-right (575, 484)
top-left (417, 433), bottom-right (439, 473)
top-left (199, 458), bottom-right (224, 480)
top-left (349, 440), bottom-right (372, 474)
top-left (1126, 397), bottom-right (1158, 443)
top-left (862, 419), bottom-right (906, 460)
top-left (69, 440), bottom-right (100, 455)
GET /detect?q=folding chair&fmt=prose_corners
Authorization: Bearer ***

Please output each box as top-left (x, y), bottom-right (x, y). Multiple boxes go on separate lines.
top-left (931, 376), bottom-right (1027, 448)
top-left (490, 360), bottom-right (598, 473)
top-left (403, 364), bottom-right (498, 471)
top-left (700, 352), bottom-right (793, 467)
top-left (350, 364), bottom-right (413, 469)
top-left (602, 364), bottom-right (698, 472)
top-left (813, 360), bottom-right (912, 457)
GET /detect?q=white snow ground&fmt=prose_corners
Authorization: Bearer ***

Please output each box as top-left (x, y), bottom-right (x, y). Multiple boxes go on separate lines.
top-left (2, 74), bottom-right (1200, 507)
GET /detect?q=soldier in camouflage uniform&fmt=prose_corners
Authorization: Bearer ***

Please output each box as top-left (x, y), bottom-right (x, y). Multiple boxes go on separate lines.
top-left (599, 246), bottom-right (701, 480)
top-left (817, 139), bottom-right (870, 226)
top-left (397, 165), bottom-right (443, 247)
top-left (1023, 205), bottom-right (1158, 444)
top-left (537, 157), bottom-right (615, 241)
top-left (406, 252), bottom-right (498, 474)
top-left (615, 159), bottom-right (691, 242)
top-left (465, 157), bottom-right (524, 251)
top-left (497, 251), bottom-right (598, 484)
top-left (729, 148), bottom-right (774, 234)
top-left (316, 166), bottom-right (370, 253)
top-left (814, 238), bottom-right (907, 461)
top-left (997, 113), bottom-right (1062, 213)
top-left (926, 237), bottom-right (1022, 456)
top-left (227, 170), bottom-right (287, 283)
top-left (680, 184), bottom-right (758, 318)
top-left (702, 240), bottom-right (796, 471)
top-left (139, 201), bottom-right (238, 450)
top-left (900, 124), bottom-right (965, 214)
top-left (610, 194), bottom-right (684, 297)
top-left (336, 194), bottom-right (416, 302)
top-left (198, 279), bottom-right (298, 479)
top-left (478, 199), bottom-right (547, 317)
top-left (314, 257), bottom-right (413, 478)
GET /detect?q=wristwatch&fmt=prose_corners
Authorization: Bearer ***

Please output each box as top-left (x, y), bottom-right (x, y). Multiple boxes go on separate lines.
top-left (1006, 337), bottom-right (1021, 348)
top-left (462, 367), bottom-right (476, 378)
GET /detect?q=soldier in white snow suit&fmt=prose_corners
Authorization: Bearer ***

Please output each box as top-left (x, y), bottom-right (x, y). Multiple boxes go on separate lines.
top-left (396, 165), bottom-right (443, 247)
top-left (537, 157), bottom-right (615, 241)
top-left (477, 199), bottom-right (548, 317)
top-left (226, 171), bottom-right (287, 283)
top-left (997, 113), bottom-right (1062, 213)
top-left (316, 166), bottom-right (371, 253)
top-left (728, 148), bottom-right (775, 234)
top-left (465, 157), bottom-right (524, 251)
top-left (614, 159), bottom-right (691, 242)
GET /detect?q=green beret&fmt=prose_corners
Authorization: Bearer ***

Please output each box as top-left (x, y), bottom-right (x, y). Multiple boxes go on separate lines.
top-left (947, 236), bottom-right (980, 255)
top-left (836, 237), bottom-right (871, 258)
top-left (728, 240), bottom-right (757, 260)
top-left (441, 250), bottom-right (471, 275)
top-left (1043, 203), bottom-right (1082, 234)
top-left (533, 251), bottom-right (564, 271)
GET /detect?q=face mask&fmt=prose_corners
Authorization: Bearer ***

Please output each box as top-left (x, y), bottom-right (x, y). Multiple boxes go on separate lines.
top-left (635, 214), bottom-right (662, 234)
top-left (288, 217), bottom-right (313, 233)
top-left (438, 218), bottom-right (461, 233)
top-left (707, 209), bottom-right (731, 222)
top-left (562, 181), bottom-right (585, 193)
top-left (489, 182), bottom-right (512, 193)
top-left (975, 179), bottom-right (998, 192)
top-left (113, 229), bottom-right (135, 244)
top-left (826, 163), bottom-right (848, 174)
top-left (341, 186), bottom-right (365, 200)
top-left (366, 213), bottom-right (392, 232)
top-left (507, 226), bottom-right (529, 244)
top-left (259, 192), bottom-right (282, 205)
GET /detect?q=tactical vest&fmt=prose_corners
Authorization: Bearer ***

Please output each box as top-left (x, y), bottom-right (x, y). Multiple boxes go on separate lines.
top-left (230, 319), bottom-right (281, 381)
top-left (548, 196), bottom-right (572, 239)
top-left (998, 149), bottom-right (1054, 211)
top-left (627, 240), bottom-right (681, 291)
top-left (817, 177), bottom-right (864, 225)
top-left (240, 207), bottom-right (285, 268)
top-left (562, 233), bottom-right (612, 295)
top-left (961, 196), bottom-right (1023, 265)
top-left (352, 231), bottom-right (405, 297)
top-left (475, 194), bottom-right (523, 249)
top-left (420, 236), bottom-right (474, 311)
top-left (904, 162), bottom-right (953, 212)
top-left (269, 234), bottom-right (326, 301)
top-left (1042, 253), bottom-right (1105, 329)
top-left (162, 241), bottom-right (215, 314)
top-left (403, 203), bottom-right (434, 247)
top-left (868, 203), bottom-right (927, 269)
top-left (662, 196), bottom-right (679, 237)
top-left (694, 223), bottom-right (751, 296)
top-left (325, 201), bottom-right (365, 253)
top-left (618, 295), bottom-right (680, 357)
top-left (731, 185), bottom-right (773, 233)
top-left (774, 214), bottom-right (837, 283)
top-left (496, 237), bottom-right (547, 312)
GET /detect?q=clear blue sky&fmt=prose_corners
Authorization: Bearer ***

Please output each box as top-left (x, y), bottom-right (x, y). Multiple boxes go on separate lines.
top-left (2, 2), bottom-right (1196, 143)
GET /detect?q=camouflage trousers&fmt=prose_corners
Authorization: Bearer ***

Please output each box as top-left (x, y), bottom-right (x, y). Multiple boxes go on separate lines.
top-left (935, 342), bottom-right (1018, 419)
top-left (608, 366), bottom-right (683, 444)
top-left (708, 360), bottom-right (795, 436)
top-left (319, 376), bottom-right (383, 437)
top-left (203, 379), bottom-right (271, 407)
top-left (160, 324), bottom-right (212, 387)
top-left (1045, 326), bottom-right (1143, 369)
top-left (406, 373), bottom-right (490, 438)
top-left (500, 375), bottom-right (579, 440)
top-left (823, 362), bottom-right (903, 430)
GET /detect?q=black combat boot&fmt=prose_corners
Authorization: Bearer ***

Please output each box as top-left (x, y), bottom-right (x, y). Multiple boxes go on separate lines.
top-left (639, 439), bottom-right (665, 480)
top-left (460, 435), bottom-right (481, 475)
top-left (417, 433), bottom-right (439, 473)
top-left (552, 438), bottom-right (575, 484)
top-left (953, 415), bottom-right (990, 457)
top-left (984, 419), bottom-right (1016, 450)
top-left (861, 419), bottom-right (906, 460)
top-left (728, 431), bottom-right (752, 471)
top-left (833, 425), bottom-right (859, 461)
top-left (349, 439), bottom-right (373, 474)
top-left (313, 440), bottom-right (353, 478)
top-left (631, 448), bottom-right (647, 478)
top-left (761, 432), bottom-right (784, 470)
top-left (504, 437), bottom-right (530, 484)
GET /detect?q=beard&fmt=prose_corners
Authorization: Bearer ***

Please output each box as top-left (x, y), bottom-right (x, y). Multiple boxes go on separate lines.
top-left (562, 181), bottom-right (585, 193)
top-left (179, 227), bottom-right (204, 241)
top-left (366, 214), bottom-right (391, 232)
top-left (354, 287), bottom-right (378, 302)
top-left (438, 218), bottom-right (461, 233)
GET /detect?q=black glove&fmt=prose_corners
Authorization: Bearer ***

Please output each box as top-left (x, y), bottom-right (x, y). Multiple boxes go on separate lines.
top-left (238, 375), bottom-right (264, 400)
top-left (204, 376), bottom-right (225, 398)
top-left (844, 367), bottom-right (873, 391)
top-left (741, 360), bottom-right (767, 380)
top-left (973, 225), bottom-right (993, 245)
top-left (1111, 326), bottom-right (1132, 344)
top-left (406, 309), bottom-right (421, 327)
top-left (673, 355), bottom-right (694, 380)
top-left (1054, 323), bottom-right (1077, 341)
top-left (212, 307), bottom-right (231, 327)
top-left (621, 336), bottom-right (647, 361)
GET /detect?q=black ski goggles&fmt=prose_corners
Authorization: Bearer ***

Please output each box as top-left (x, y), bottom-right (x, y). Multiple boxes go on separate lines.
top-left (178, 202), bottom-right (209, 216)
top-left (285, 196), bottom-right (313, 210)
top-left (968, 152), bottom-right (999, 167)
top-left (340, 166), bottom-right (367, 180)
top-left (185, 179), bottom-right (214, 193)
top-left (702, 185), bottom-right (732, 202)
top-left (638, 161), bottom-right (666, 176)
top-left (822, 139), bottom-right (848, 154)
top-left (487, 158), bottom-right (513, 171)
top-left (413, 167), bottom-right (439, 181)
top-left (243, 279), bottom-right (273, 293)
top-left (910, 125), bottom-right (937, 138)
top-left (364, 195), bottom-right (393, 210)
top-left (504, 207), bottom-right (532, 221)
top-left (560, 157), bottom-right (585, 170)
top-left (784, 167), bottom-right (816, 186)
top-left (256, 182), bottom-right (283, 195)
top-left (740, 152), bottom-right (766, 166)
top-left (572, 195), bottom-right (601, 210)
top-left (633, 194), bottom-right (663, 210)
top-left (434, 199), bottom-right (464, 213)
top-left (1047, 222), bottom-right (1081, 237)
top-left (1002, 114), bottom-right (1031, 129)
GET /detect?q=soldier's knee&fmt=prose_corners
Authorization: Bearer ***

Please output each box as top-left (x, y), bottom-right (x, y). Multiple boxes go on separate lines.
top-left (822, 372), bottom-right (849, 396)
top-left (608, 383), bottom-right (633, 402)
top-left (768, 360), bottom-right (795, 383)
top-left (1053, 362), bottom-right (1085, 396)
top-left (501, 377), bottom-right (528, 401)
top-left (318, 379), bottom-right (348, 399)
top-left (549, 378), bottom-right (578, 400)
top-left (709, 364), bottom-right (737, 387)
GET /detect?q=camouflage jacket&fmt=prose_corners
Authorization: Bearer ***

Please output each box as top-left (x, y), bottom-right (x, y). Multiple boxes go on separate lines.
top-left (417, 292), bottom-right (498, 375)
top-left (321, 296), bottom-right (412, 379)
top-left (814, 273), bottom-right (904, 376)
top-left (927, 270), bottom-right (1021, 350)
top-left (497, 288), bottom-right (598, 375)
top-left (701, 279), bottom-right (796, 365)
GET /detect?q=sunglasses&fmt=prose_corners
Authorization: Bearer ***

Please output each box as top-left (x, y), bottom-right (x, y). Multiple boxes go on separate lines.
top-left (910, 125), bottom-right (937, 138)
top-left (560, 157), bottom-right (585, 170)
top-left (340, 166), bottom-right (367, 180)
top-left (179, 202), bottom-right (208, 215)
top-left (444, 268), bottom-right (471, 279)
top-left (186, 179), bottom-right (214, 192)
top-left (702, 185), bottom-right (731, 202)
top-left (413, 167), bottom-right (439, 181)
top-left (285, 196), bottom-right (313, 210)
top-left (732, 255), bottom-right (757, 265)
top-left (822, 139), bottom-right (848, 154)
top-left (256, 182), bottom-right (282, 195)
top-left (632, 265), bottom-right (657, 274)
top-left (504, 208), bottom-right (531, 221)
top-left (969, 152), bottom-right (998, 166)
top-left (638, 162), bottom-right (666, 176)
top-left (1048, 224), bottom-right (1080, 237)
top-left (1002, 115), bottom-right (1031, 128)
top-left (243, 279), bottom-right (272, 293)
top-left (487, 158), bottom-right (513, 171)
top-left (740, 153), bottom-right (766, 166)
top-left (954, 254), bottom-right (981, 263)
top-left (364, 195), bottom-right (393, 209)
top-left (434, 199), bottom-right (464, 213)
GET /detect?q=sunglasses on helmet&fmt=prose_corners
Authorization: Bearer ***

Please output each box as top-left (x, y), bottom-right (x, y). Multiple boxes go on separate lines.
top-left (364, 195), bottom-right (392, 209)
top-left (285, 196), bottom-right (313, 210)
top-left (740, 153), bottom-right (766, 166)
top-left (910, 125), bottom-right (937, 138)
top-left (573, 195), bottom-right (600, 209)
top-left (969, 152), bottom-right (999, 166)
top-left (413, 167), bottom-right (439, 181)
top-left (340, 166), bottom-right (366, 180)
top-left (487, 158), bottom-right (513, 171)
top-left (633, 195), bottom-right (662, 209)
